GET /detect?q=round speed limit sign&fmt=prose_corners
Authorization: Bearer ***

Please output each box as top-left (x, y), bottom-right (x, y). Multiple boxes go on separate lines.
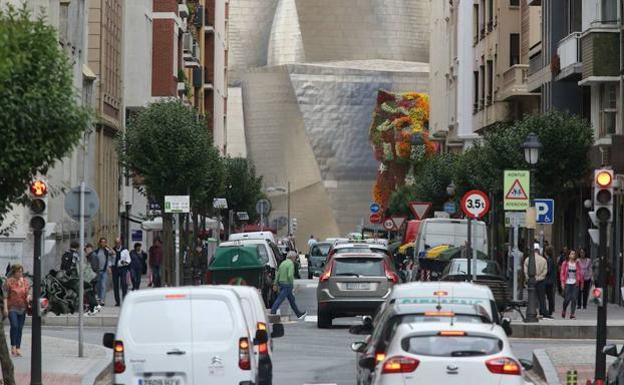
top-left (460, 190), bottom-right (490, 219)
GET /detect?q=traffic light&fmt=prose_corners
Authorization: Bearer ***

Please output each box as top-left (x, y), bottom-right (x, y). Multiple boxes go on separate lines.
top-left (28, 179), bottom-right (48, 231)
top-left (594, 168), bottom-right (614, 223)
top-left (593, 287), bottom-right (604, 307)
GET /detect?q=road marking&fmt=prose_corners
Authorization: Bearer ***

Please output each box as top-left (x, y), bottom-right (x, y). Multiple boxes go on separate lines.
top-left (304, 315), bottom-right (317, 323)
top-left (306, 283), bottom-right (318, 288)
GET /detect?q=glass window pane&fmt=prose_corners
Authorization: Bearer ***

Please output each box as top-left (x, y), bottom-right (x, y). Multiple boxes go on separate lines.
top-left (333, 258), bottom-right (384, 277)
top-left (402, 335), bottom-right (503, 357)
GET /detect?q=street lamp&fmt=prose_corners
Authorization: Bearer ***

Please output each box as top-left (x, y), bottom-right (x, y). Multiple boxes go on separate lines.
top-left (521, 132), bottom-right (541, 323)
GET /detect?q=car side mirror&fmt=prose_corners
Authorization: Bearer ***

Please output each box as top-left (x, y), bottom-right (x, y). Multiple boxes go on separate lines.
top-left (351, 341), bottom-right (367, 353)
top-left (501, 317), bottom-right (512, 336)
top-left (271, 323), bottom-right (285, 339)
top-left (102, 332), bottom-right (115, 349)
top-left (359, 356), bottom-right (376, 370)
top-left (519, 358), bottom-right (533, 371)
top-left (254, 329), bottom-right (269, 345)
top-left (603, 344), bottom-right (619, 357)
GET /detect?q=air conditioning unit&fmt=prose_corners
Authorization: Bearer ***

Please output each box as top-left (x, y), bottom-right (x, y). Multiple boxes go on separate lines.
top-left (183, 32), bottom-right (192, 52)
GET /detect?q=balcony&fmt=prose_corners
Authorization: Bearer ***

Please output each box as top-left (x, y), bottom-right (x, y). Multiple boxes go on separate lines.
top-left (580, 28), bottom-right (620, 83)
top-left (555, 32), bottom-right (582, 80)
top-left (499, 64), bottom-right (539, 100)
top-left (528, 51), bottom-right (542, 76)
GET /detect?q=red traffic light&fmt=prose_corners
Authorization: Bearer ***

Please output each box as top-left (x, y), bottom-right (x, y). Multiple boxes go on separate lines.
top-left (29, 180), bottom-right (47, 197)
top-left (596, 171), bottom-right (612, 187)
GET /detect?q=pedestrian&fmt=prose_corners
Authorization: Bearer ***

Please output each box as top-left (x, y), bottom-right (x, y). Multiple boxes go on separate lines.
top-left (524, 243), bottom-right (551, 319)
top-left (92, 237), bottom-right (112, 306)
top-left (307, 235), bottom-right (317, 252)
top-left (3, 264), bottom-right (31, 357)
top-left (60, 241), bottom-right (80, 274)
top-left (560, 249), bottom-right (584, 319)
top-left (129, 243), bottom-right (145, 290)
top-left (149, 237), bottom-right (163, 288)
top-left (270, 251), bottom-right (307, 319)
top-left (83, 244), bottom-right (101, 315)
top-left (112, 238), bottom-right (131, 306)
top-left (557, 246), bottom-right (569, 294)
top-left (544, 246), bottom-right (557, 316)
top-left (577, 247), bottom-right (592, 310)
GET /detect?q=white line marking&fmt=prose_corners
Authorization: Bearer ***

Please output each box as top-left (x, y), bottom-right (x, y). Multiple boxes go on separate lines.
top-left (304, 315), bottom-right (318, 322)
top-left (306, 283), bottom-right (318, 288)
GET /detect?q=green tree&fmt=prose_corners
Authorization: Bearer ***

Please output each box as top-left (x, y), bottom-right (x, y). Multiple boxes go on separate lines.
top-left (120, 100), bottom-right (224, 282)
top-left (222, 157), bottom-right (264, 226)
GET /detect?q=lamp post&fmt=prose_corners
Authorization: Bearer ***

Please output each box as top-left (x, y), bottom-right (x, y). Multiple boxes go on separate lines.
top-left (521, 132), bottom-right (542, 323)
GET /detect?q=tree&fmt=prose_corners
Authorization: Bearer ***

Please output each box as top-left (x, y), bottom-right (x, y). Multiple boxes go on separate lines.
top-left (120, 100), bottom-right (224, 283)
top-left (0, 6), bottom-right (90, 383)
top-left (222, 157), bottom-right (264, 228)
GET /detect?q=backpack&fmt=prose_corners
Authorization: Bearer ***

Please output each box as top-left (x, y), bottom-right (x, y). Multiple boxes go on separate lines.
top-left (88, 252), bottom-right (100, 272)
top-left (60, 251), bottom-right (74, 272)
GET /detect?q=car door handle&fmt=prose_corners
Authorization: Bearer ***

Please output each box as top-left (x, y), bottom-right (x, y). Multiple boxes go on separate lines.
top-left (166, 349), bottom-right (186, 355)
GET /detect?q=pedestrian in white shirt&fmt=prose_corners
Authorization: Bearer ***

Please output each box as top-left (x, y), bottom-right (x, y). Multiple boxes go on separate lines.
top-left (112, 237), bottom-right (131, 306)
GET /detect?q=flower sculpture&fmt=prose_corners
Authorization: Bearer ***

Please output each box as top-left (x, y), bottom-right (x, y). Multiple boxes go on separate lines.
top-left (369, 90), bottom-right (435, 210)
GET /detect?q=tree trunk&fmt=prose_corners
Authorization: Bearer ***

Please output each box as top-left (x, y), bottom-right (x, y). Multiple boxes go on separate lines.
top-left (0, 319), bottom-right (15, 385)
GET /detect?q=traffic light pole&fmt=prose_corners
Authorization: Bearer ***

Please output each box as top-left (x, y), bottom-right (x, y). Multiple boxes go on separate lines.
top-left (31, 229), bottom-right (42, 385)
top-left (595, 220), bottom-right (608, 382)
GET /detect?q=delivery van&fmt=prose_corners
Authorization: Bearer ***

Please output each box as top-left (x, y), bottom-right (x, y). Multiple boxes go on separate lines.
top-left (414, 218), bottom-right (488, 256)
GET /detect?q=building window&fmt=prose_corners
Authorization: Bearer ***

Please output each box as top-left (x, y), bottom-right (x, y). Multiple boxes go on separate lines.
top-left (601, 0), bottom-right (618, 23)
top-left (510, 33), bottom-right (520, 66)
top-left (599, 84), bottom-right (617, 137)
top-left (510, 0), bottom-right (520, 6)
top-left (487, 60), bottom-right (493, 105)
top-left (473, 4), bottom-right (479, 44)
top-left (480, 64), bottom-right (485, 109)
top-left (473, 71), bottom-right (479, 113)
top-left (480, 0), bottom-right (485, 38)
top-left (487, 0), bottom-right (493, 31)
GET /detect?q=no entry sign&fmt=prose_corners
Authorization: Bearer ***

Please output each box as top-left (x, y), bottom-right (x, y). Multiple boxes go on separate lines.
top-left (460, 190), bottom-right (490, 219)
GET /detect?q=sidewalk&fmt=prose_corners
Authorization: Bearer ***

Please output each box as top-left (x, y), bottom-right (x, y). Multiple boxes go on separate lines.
top-left (532, 344), bottom-right (617, 385)
top-left (505, 290), bottom-right (624, 339)
top-left (0, 334), bottom-right (111, 385)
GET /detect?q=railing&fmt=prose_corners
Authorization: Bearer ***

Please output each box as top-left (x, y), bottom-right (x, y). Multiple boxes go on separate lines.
top-left (528, 52), bottom-right (542, 76)
top-left (501, 64), bottom-right (530, 99)
top-left (557, 32), bottom-right (582, 70)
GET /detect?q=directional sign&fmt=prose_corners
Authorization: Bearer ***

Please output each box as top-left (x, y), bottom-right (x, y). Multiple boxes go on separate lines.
top-left (165, 195), bottom-right (190, 213)
top-left (383, 218), bottom-right (395, 231)
top-left (391, 216), bottom-right (407, 230)
top-left (255, 198), bottom-right (271, 215)
top-left (370, 203), bottom-right (381, 213)
top-left (535, 198), bottom-right (554, 224)
top-left (369, 212), bottom-right (382, 224)
top-left (460, 190), bottom-right (490, 219)
top-left (236, 211), bottom-right (250, 221)
top-left (504, 170), bottom-right (530, 211)
top-left (409, 202), bottom-right (432, 220)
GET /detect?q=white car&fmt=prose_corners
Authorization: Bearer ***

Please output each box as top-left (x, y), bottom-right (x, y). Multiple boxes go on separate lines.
top-left (229, 231), bottom-right (277, 244)
top-left (103, 286), bottom-right (284, 385)
top-left (361, 321), bottom-right (531, 385)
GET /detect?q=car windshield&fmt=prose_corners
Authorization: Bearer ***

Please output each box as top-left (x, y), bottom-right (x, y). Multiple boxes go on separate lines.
top-left (333, 258), bottom-right (384, 277)
top-left (317, 244), bottom-right (331, 255)
top-left (401, 335), bottom-right (503, 357)
top-left (448, 260), bottom-right (501, 276)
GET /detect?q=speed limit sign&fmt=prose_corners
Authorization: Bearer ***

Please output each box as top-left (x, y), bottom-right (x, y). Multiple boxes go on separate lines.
top-left (460, 190), bottom-right (490, 219)
top-left (383, 218), bottom-right (395, 231)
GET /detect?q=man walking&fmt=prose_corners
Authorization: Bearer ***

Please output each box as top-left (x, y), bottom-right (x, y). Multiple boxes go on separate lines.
top-left (270, 251), bottom-right (306, 319)
top-left (129, 243), bottom-right (145, 290)
top-left (60, 241), bottom-right (80, 273)
top-left (149, 238), bottom-right (163, 287)
top-left (92, 237), bottom-right (112, 306)
top-left (524, 243), bottom-right (552, 319)
top-left (112, 238), bottom-right (131, 306)
top-left (307, 235), bottom-right (317, 252)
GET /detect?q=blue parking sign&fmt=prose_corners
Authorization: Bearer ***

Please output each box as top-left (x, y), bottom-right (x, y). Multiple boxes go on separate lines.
top-left (535, 199), bottom-right (554, 224)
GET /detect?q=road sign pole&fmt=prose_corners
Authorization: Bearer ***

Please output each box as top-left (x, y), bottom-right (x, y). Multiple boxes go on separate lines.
top-left (174, 213), bottom-right (180, 286)
top-left (466, 217), bottom-right (472, 282)
top-left (31, 228), bottom-right (42, 385)
top-left (78, 181), bottom-right (85, 358)
top-left (513, 225), bottom-right (519, 302)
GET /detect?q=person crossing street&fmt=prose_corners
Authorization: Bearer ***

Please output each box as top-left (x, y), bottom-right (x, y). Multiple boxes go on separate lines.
top-left (270, 251), bottom-right (307, 319)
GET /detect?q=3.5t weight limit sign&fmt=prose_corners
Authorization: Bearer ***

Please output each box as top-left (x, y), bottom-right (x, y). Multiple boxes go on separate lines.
top-left (461, 190), bottom-right (490, 219)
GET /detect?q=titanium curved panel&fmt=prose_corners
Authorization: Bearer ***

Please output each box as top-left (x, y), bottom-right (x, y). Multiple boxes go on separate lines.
top-left (267, 0), bottom-right (305, 66)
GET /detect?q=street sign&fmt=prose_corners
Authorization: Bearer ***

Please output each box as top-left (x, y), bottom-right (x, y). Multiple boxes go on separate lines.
top-left (409, 202), bottom-right (432, 220)
top-left (369, 212), bottom-right (382, 224)
top-left (236, 211), bottom-right (250, 221)
top-left (535, 199), bottom-right (554, 224)
top-left (383, 218), bottom-right (395, 231)
top-left (255, 199), bottom-right (271, 215)
top-left (504, 170), bottom-right (530, 211)
top-left (443, 201), bottom-right (457, 215)
top-left (370, 203), bottom-right (381, 213)
top-left (505, 211), bottom-right (526, 228)
top-left (460, 190), bottom-right (490, 219)
top-left (65, 186), bottom-right (100, 222)
top-left (391, 216), bottom-right (407, 230)
top-left (213, 197), bottom-right (228, 209)
top-left (165, 195), bottom-right (190, 213)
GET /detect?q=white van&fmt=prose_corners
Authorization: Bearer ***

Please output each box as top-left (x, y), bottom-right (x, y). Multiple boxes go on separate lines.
top-left (229, 231), bottom-right (277, 244)
top-left (104, 286), bottom-right (284, 385)
top-left (415, 218), bottom-right (488, 255)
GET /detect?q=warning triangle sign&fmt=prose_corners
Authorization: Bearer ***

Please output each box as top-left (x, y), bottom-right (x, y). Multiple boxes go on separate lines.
top-left (505, 179), bottom-right (528, 200)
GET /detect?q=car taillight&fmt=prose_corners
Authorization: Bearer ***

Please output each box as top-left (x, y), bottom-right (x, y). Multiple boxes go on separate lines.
top-left (485, 357), bottom-right (521, 375)
top-left (381, 356), bottom-right (419, 374)
top-left (113, 340), bottom-right (125, 373)
top-left (256, 322), bottom-right (269, 355)
top-left (320, 261), bottom-right (333, 282)
top-left (239, 338), bottom-right (251, 370)
top-left (384, 262), bottom-right (399, 283)
top-left (375, 352), bottom-right (386, 364)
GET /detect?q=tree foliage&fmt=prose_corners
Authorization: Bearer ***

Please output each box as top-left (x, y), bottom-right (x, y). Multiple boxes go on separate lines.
top-left (0, 5), bottom-right (90, 227)
top-left (222, 157), bottom-right (264, 223)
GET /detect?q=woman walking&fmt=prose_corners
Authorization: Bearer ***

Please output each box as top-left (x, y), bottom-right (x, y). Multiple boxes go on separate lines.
top-left (577, 248), bottom-right (592, 310)
top-left (3, 264), bottom-right (31, 356)
top-left (560, 249), bottom-right (584, 319)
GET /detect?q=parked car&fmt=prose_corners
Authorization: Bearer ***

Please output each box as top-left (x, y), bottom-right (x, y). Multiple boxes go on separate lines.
top-left (317, 252), bottom-right (399, 328)
top-left (103, 286), bottom-right (284, 385)
top-left (358, 320), bottom-right (531, 385)
top-left (604, 344), bottom-right (624, 385)
top-left (440, 258), bottom-right (509, 310)
top-left (306, 241), bottom-right (332, 279)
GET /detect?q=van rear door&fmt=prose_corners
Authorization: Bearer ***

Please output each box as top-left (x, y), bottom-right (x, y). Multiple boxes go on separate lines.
top-left (120, 289), bottom-right (193, 385)
top-left (190, 290), bottom-right (251, 384)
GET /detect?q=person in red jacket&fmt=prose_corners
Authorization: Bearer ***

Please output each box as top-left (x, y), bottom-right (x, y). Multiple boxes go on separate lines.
top-left (560, 249), bottom-right (584, 319)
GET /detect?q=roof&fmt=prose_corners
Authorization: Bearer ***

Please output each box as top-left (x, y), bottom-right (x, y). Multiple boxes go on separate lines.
top-left (334, 242), bottom-right (388, 251)
top-left (389, 282), bottom-right (495, 301)
top-left (220, 239), bottom-right (268, 246)
top-left (332, 252), bottom-right (385, 259)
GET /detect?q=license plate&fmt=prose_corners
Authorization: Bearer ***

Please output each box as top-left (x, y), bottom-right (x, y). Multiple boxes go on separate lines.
top-left (142, 379), bottom-right (181, 385)
top-left (346, 282), bottom-right (370, 290)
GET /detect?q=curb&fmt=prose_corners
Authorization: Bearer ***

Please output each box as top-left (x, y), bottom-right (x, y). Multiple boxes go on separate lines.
top-left (83, 356), bottom-right (112, 385)
top-left (532, 349), bottom-right (561, 385)
top-left (510, 323), bottom-right (624, 339)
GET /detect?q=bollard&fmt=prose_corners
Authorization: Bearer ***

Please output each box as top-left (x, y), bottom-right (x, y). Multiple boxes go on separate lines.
top-left (566, 369), bottom-right (578, 385)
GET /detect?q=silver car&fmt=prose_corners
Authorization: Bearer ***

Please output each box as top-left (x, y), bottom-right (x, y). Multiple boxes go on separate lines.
top-left (316, 253), bottom-right (398, 328)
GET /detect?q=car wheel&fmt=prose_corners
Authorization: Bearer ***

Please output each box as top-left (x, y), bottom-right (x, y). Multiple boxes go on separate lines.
top-left (317, 309), bottom-right (332, 328)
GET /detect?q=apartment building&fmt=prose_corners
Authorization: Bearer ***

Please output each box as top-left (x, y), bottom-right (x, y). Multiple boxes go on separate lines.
top-left (472, 0), bottom-right (539, 133)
